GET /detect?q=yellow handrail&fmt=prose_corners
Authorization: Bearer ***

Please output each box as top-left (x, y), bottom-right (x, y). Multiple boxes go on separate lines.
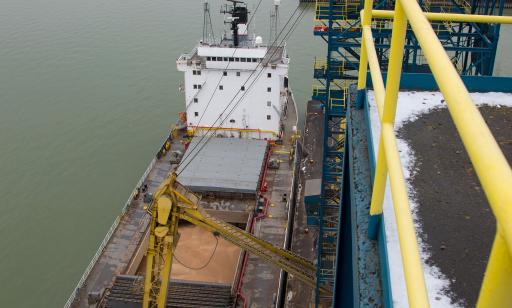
top-left (372, 9), bottom-right (512, 23)
top-left (189, 126), bottom-right (278, 137)
top-left (357, 1), bottom-right (512, 307)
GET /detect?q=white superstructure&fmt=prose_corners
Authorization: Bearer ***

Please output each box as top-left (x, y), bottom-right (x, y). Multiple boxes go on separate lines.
top-left (177, 32), bottom-right (290, 140)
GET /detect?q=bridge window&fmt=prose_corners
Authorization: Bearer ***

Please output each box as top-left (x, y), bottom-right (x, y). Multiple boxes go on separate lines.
top-left (223, 71), bottom-right (227, 76)
top-left (236, 72), bottom-right (240, 76)
top-left (267, 115), bottom-right (271, 120)
top-left (241, 86), bottom-right (245, 91)
top-left (267, 73), bottom-right (271, 78)
top-left (235, 58), bottom-right (240, 62)
top-left (267, 101), bottom-right (271, 107)
top-left (193, 98), bottom-right (198, 103)
top-left (229, 57), bottom-right (234, 62)
top-left (223, 57), bottom-right (228, 61)
top-left (194, 112), bottom-right (199, 117)
top-left (219, 85), bottom-right (224, 90)
top-left (206, 57), bottom-right (211, 61)
top-left (241, 58), bottom-right (246, 62)
top-left (267, 87), bottom-right (271, 92)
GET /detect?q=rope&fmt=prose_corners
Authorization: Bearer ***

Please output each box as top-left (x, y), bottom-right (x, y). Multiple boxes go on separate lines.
top-left (173, 234), bottom-right (219, 270)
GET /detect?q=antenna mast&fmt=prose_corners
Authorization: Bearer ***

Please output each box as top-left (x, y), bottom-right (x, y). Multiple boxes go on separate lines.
top-left (202, 0), bottom-right (215, 44)
top-left (269, 0), bottom-right (280, 46)
top-left (221, 0), bottom-right (248, 47)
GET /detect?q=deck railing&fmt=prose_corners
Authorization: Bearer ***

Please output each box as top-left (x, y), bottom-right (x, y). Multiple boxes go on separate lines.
top-left (63, 157), bottom-right (156, 308)
top-left (356, 2), bottom-right (512, 307)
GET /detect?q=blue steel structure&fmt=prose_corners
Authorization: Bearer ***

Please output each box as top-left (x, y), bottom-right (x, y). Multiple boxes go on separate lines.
top-left (308, 0), bottom-right (506, 306)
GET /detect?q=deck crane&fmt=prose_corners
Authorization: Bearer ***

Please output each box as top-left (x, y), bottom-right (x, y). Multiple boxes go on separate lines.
top-left (142, 172), bottom-right (332, 308)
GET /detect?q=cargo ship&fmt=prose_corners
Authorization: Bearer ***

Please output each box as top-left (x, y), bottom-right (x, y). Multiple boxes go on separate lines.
top-left (64, 1), bottom-right (306, 307)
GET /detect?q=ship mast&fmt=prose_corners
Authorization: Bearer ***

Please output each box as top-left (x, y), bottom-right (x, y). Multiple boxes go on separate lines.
top-left (221, 0), bottom-right (248, 47)
top-left (269, 0), bottom-right (280, 46)
top-left (202, 0), bottom-right (215, 45)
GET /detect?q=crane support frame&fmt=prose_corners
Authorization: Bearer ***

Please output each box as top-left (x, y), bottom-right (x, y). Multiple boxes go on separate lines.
top-left (142, 173), bottom-right (331, 308)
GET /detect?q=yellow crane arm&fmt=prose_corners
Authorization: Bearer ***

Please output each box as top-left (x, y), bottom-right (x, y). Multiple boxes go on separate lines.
top-left (142, 172), bottom-right (331, 308)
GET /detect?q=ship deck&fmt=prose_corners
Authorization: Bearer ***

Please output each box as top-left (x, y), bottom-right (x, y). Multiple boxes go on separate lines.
top-left (67, 91), bottom-right (300, 308)
top-left (238, 90), bottom-right (299, 307)
top-left (285, 100), bottom-right (324, 307)
top-left (69, 132), bottom-right (186, 307)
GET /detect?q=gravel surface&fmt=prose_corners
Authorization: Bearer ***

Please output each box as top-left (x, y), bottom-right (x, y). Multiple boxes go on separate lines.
top-left (398, 106), bottom-right (512, 307)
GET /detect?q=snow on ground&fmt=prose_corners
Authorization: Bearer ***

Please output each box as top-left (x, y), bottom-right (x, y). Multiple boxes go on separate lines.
top-left (366, 90), bottom-right (512, 308)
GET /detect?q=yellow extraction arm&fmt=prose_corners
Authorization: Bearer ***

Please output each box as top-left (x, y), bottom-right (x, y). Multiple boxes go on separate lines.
top-left (142, 172), bottom-right (330, 308)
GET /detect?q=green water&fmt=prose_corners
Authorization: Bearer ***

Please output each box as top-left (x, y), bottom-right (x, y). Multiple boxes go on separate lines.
top-left (0, 1), bottom-right (320, 306)
top-left (0, 1), bottom-right (510, 307)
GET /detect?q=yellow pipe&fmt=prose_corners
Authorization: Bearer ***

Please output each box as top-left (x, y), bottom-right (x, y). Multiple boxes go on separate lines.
top-left (356, 0), bottom-right (375, 90)
top-left (362, 25), bottom-right (389, 216)
top-left (142, 235), bottom-right (155, 308)
top-left (382, 6), bottom-right (407, 125)
top-left (369, 142), bottom-right (388, 216)
top-left (399, 0), bottom-right (512, 253)
top-left (143, 186), bottom-right (163, 308)
top-left (191, 126), bottom-right (277, 136)
top-left (156, 209), bottom-right (179, 308)
top-left (477, 232), bottom-right (512, 308)
top-left (381, 1), bottom-right (429, 306)
top-left (383, 125), bottom-right (429, 307)
top-left (372, 9), bottom-right (512, 23)
top-left (362, 26), bottom-right (385, 116)
top-left (156, 236), bottom-right (172, 308)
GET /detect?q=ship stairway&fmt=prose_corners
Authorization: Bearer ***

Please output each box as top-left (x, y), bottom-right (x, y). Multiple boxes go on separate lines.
top-left (104, 275), bottom-right (233, 308)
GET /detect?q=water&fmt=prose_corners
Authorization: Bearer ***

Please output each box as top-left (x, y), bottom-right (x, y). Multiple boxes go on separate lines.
top-left (0, 1), bottom-right (510, 307)
top-left (0, 1), bottom-right (320, 306)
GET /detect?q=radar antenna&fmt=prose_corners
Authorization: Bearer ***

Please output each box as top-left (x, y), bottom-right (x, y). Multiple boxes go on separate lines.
top-left (221, 0), bottom-right (248, 47)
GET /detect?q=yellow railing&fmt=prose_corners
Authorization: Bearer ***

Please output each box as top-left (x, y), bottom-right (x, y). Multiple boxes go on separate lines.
top-left (315, 0), bottom-right (360, 22)
top-left (312, 83), bottom-right (327, 97)
top-left (314, 57), bottom-right (327, 71)
top-left (357, 3), bottom-right (512, 308)
top-left (455, 0), bottom-right (472, 13)
top-left (188, 126), bottom-right (277, 138)
top-left (315, 1), bottom-right (348, 22)
top-left (314, 58), bottom-right (347, 77)
top-left (330, 97), bottom-right (346, 109)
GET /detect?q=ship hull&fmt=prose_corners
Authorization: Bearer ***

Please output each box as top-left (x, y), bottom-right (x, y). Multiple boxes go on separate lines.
top-left (65, 90), bottom-right (299, 308)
